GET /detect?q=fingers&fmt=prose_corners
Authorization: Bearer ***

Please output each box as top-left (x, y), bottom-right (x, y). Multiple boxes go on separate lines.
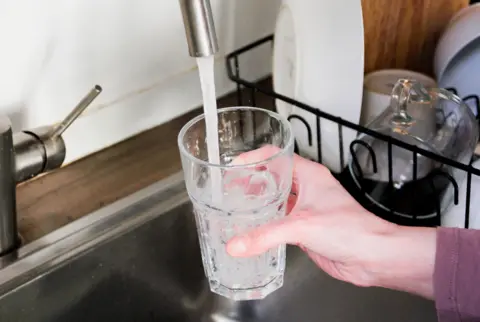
top-left (226, 213), bottom-right (309, 257)
top-left (230, 145), bottom-right (283, 166)
top-left (226, 144), bottom-right (294, 196)
top-left (231, 145), bottom-right (331, 182)
top-left (286, 191), bottom-right (298, 214)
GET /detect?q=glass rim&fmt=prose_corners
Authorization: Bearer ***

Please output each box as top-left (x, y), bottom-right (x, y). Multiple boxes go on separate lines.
top-left (177, 106), bottom-right (294, 169)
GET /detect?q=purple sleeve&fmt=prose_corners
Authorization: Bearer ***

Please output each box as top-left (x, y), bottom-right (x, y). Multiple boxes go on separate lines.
top-left (434, 227), bottom-right (480, 321)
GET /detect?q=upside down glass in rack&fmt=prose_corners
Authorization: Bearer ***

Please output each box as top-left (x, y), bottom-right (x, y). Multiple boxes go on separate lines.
top-left (348, 78), bottom-right (479, 220)
top-left (178, 107), bottom-right (294, 301)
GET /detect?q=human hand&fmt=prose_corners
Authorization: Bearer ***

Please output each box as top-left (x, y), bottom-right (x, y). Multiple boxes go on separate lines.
top-left (226, 146), bottom-right (436, 298)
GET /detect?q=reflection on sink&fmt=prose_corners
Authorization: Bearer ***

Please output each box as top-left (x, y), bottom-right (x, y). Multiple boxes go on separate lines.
top-left (0, 173), bottom-right (437, 322)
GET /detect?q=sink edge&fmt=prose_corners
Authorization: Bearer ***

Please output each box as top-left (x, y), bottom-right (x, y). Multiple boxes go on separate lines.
top-left (0, 171), bottom-right (189, 296)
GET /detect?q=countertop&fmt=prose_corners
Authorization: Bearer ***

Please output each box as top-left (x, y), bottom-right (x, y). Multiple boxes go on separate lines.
top-left (16, 78), bottom-right (274, 244)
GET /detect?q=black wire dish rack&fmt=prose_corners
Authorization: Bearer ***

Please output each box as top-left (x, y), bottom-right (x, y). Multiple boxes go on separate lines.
top-left (225, 34), bottom-right (480, 228)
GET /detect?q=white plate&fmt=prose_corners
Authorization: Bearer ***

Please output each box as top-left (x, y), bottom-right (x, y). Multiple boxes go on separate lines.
top-left (273, 0), bottom-right (364, 173)
top-left (439, 37), bottom-right (480, 118)
top-left (434, 3), bottom-right (480, 80)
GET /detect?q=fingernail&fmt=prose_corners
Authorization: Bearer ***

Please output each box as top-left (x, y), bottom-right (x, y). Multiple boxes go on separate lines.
top-left (228, 238), bottom-right (248, 255)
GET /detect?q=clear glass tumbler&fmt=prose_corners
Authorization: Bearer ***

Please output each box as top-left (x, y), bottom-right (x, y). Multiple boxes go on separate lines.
top-left (178, 106), bottom-right (294, 301)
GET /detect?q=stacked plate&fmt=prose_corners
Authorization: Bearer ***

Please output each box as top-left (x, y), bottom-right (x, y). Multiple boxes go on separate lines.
top-left (434, 3), bottom-right (480, 117)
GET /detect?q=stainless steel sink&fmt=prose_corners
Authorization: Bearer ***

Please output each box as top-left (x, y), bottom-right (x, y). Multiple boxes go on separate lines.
top-left (0, 173), bottom-right (437, 321)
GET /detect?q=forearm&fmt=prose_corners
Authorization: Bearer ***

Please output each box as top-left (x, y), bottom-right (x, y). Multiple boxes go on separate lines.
top-left (369, 226), bottom-right (436, 299)
top-left (368, 225), bottom-right (480, 321)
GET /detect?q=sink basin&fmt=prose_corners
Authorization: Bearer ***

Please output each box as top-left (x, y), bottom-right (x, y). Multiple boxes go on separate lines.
top-left (0, 173), bottom-right (437, 322)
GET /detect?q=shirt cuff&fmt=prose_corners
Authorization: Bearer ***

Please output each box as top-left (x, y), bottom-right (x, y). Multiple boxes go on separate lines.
top-left (434, 227), bottom-right (480, 321)
top-left (434, 227), bottom-right (460, 321)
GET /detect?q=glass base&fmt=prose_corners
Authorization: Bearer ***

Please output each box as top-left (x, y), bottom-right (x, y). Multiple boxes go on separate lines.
top-left (208, 274), bottom-right (284, 301)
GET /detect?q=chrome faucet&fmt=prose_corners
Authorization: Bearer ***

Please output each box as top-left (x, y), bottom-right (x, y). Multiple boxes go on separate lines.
top-left (0, 86), bottom-right (102, 255)
top-left (178, 0), bottom-right (219, 57)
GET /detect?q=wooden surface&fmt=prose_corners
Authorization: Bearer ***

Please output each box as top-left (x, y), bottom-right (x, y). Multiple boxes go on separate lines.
top-left (16, 79), bottom-right (274, 243)
top-left (362, 0), bottom-right (469, 76)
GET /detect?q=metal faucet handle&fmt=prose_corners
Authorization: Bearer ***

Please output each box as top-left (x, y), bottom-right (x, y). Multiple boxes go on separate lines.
top-left (50, 85), bottom-right (102, 139)
top-left (14, 85), bottom-right (103, 183)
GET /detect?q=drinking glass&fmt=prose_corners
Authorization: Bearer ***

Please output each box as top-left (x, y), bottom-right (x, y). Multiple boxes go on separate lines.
top-left (178, 106), bottom-right (294, 301)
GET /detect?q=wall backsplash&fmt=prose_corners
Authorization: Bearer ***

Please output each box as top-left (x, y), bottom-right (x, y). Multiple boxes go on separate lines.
top-left (0, 0), bottom-right (280, 164)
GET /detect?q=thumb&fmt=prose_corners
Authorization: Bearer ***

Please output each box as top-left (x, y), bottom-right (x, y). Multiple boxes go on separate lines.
top-left (226, 213), bottom-right (309, 257)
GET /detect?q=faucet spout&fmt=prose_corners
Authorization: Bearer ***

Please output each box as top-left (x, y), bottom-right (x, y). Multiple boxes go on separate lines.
top-left (179, 0), bottom-right (219, 57)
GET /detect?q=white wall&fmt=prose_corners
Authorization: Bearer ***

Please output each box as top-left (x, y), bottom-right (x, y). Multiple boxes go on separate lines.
top-left (0, 0), bottom-right (280, 164)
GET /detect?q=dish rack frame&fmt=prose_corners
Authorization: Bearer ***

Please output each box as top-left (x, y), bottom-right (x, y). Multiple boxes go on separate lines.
top-left (225, 34), bottom-right (480, 228)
